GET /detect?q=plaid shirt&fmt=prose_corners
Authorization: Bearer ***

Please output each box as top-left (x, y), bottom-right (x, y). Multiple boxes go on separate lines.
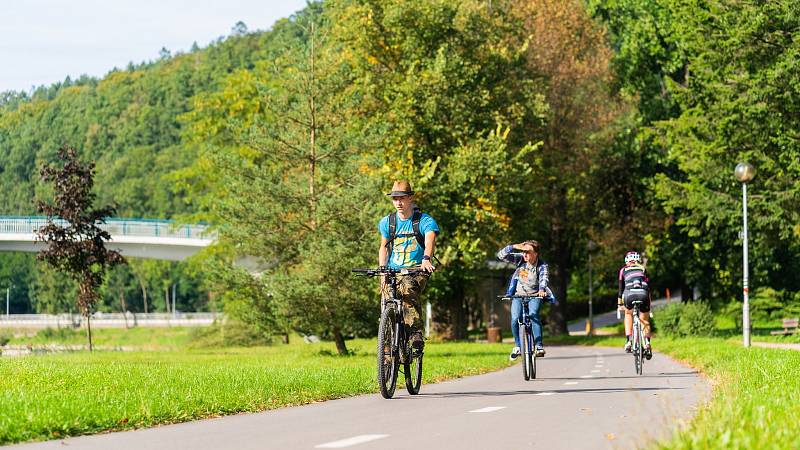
top-left (497, 245), bottom-right (551, 296)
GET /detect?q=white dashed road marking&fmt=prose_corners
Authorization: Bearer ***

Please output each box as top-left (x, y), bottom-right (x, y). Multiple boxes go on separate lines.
top-left (535, 392), bottom-right (556, 396)
top-left (315, 434), bottom-right (389, 448)
top-left (469, 406), bottom-right (507, 413)
top-left (563, 381), bottom-right (579, 385)
top-left (580, 375), bottom-right (594, 378)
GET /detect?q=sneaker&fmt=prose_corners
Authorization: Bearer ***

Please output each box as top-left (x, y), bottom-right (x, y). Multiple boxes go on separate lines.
top-left (411, 332), bottom-right (425, 350)
top-left (645, 344), bottom-right (653, 360)
top-left (624, 340), bottom-right (632, 353)
top-left (509, 346), bottom-right (521, 361)
top-left (535, 346), bottom-right (545, 357)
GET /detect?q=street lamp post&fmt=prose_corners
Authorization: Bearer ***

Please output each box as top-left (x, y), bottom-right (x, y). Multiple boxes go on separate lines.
top-left (735, 162), bottom-right (755, 347)
top-left (587, 240), bottom-right (598, 336)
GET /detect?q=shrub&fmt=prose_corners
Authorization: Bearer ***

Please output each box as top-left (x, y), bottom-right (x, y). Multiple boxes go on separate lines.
top-left (189, 320), bottom-right (273, 348)
top-left (654, 301), bottom-right (714, 337)
top-left (37, 327), bottom-right (80, 341)
top-left (0, 330), bottom-right (11, 346)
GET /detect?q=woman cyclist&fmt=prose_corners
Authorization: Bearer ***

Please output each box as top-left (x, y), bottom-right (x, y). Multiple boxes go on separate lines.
top-left (497, 240), bottom-right (556, 361)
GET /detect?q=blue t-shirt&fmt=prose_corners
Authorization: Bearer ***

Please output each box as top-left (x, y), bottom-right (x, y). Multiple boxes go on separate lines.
top-left (378, 212), bottom-right (439, 268)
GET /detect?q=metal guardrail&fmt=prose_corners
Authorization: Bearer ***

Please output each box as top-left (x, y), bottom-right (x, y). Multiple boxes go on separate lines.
top-left (0, 312), bottom-right (220, 328)
top-left (0, 217), bottom-right (215, 240)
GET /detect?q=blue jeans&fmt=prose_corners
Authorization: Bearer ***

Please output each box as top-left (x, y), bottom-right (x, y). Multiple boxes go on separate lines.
top-left (511, 297), bottom-right (543, 348)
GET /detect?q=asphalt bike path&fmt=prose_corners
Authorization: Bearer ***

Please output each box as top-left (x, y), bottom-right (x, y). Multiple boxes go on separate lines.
top-left (10, 346), bottom-right (709, 450)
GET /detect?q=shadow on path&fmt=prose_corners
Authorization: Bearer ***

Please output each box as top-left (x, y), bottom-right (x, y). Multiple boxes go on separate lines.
top-left (397, 386), bottom-right (683, 399)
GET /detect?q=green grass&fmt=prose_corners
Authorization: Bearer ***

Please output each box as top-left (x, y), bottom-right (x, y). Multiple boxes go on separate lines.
top-left (654, 338), bottom-right (800, 449)
top-left (0, 339), bottom-right (512, 444)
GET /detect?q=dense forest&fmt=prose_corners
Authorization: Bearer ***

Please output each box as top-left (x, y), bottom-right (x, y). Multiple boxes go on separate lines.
top-left (0, 0), bottom-right (797, 349)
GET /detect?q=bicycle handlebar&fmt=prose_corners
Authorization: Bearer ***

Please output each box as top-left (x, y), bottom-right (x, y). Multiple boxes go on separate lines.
top-left (352, 267), bottom-right (428, 277)
top-left (496, 294), bottom-right (546, 301)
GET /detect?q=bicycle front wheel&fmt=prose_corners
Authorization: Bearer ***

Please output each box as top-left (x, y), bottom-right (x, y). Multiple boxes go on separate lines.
top-left (404, 350), bottom-right (423, 395)
top-left (520, 323), bottom-right (531, 381)
top-left (377, 306), bottom-right (399, 398)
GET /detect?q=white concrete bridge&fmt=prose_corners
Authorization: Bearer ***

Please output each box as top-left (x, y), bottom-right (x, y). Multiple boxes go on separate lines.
top-left (0, 217), bottom-right (215, 261)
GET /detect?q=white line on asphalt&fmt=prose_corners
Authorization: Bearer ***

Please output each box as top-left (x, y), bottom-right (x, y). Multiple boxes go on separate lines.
top-left (591, 370), bottom-right (601, 373)
top-left (535, 392), bottom-right (556, 396)
top-left (316, 434), bottom-right (389, 448)
top-left (580, 375), bottom-right (593, 378)
top-left (594, 365), bottom-right (603, 368)
top-left (564, 381), bottom-right (579, 385)
top-left (469, 406), bottom-right (507, 413)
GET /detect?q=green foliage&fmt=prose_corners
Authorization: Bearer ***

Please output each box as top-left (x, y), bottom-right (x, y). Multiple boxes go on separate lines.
top-left (188, 321), bottom-right (273, 347)
top-left (655, 301), bottom-right (715, 338)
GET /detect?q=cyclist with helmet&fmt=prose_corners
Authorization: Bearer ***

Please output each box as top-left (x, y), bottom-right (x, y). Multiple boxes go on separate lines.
top-left (497, 240), bottom-right (557, 360)
top-left (617, 251), bottom-right (652, 359)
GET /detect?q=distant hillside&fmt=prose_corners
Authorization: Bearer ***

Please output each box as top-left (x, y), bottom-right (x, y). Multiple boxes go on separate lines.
top-left (0, 9), bottom-right (311, 219)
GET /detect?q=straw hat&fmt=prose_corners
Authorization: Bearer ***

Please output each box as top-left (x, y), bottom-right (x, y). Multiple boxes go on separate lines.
top-left (386, 180), bottom-right (415, 197)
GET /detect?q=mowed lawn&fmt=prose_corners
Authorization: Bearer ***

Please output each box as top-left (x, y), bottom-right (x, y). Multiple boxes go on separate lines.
top-left (0, 337), bottom-right (512, 444)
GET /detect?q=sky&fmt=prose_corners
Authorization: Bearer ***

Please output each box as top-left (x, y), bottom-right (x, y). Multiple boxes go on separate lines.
top-left (0, 0), bottom-right (309, 93)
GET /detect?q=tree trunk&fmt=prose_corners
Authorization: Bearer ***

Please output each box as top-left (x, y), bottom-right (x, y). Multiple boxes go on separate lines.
top-left (86, 314), bottom-right (93, 352)
top-left (165, 287), bottom-right (170, 313)
top-left (332, 328), bottom-right (348, 355)
top-left (119, 291), bottom-right (129, 329)
top-left (546, 196), bottom-right (571, 336)
top-left (141, 282), bottom-right (148, 314)
top-left (680, 281), bottom-right (693, 301)
top-left (433, 279), bottom-right (468, 340)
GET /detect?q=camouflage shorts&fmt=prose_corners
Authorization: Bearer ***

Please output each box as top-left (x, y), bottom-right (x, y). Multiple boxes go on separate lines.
top-left (381, 271), bottom-right (430, 332)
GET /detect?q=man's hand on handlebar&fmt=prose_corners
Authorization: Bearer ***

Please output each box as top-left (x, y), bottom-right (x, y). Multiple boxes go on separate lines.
top-left (420, 259), bottom-right (436, 273)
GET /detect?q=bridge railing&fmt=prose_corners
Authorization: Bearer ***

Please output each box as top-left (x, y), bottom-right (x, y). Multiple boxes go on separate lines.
top-left (0, 217), bottom-right (214, 240)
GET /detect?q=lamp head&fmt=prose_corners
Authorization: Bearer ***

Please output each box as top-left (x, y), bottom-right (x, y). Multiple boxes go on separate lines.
top-left (734, 162), bottom-right (755, 183)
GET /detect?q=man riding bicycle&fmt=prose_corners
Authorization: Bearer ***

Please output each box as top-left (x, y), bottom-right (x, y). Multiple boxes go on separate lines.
top-left (497, 240), bottom-right (555, 360)
top-left (618, 251), bottom-right (652, 359)
top-left (378, 180), bottom-right (439, 351)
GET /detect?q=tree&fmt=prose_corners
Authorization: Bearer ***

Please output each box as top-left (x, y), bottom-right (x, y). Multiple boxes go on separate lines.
top-left (329, 0), bottom-right (548, 338)
top-left (497, 0), bottom-right (628, 333)
top-left (184, 12), bottom-right (379, 354)
top-left (651, 0), bottom-right (800, 298)
top-left (37, 146), bottom-right (125, 350)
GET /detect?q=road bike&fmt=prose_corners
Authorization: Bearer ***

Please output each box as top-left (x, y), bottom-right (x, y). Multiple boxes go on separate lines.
top-left (630, 299), bottom-right (647, 375)
top-left (353, 267), bottom-right (428, 398)
top-left (498, 294), bottom-right (541, 381)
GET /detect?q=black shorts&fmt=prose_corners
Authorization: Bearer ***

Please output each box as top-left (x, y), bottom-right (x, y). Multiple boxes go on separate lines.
top-left (624, 290), bottom-right (650, 312)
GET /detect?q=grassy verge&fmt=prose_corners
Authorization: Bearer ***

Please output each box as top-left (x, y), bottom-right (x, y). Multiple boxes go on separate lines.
top-left (0, 339), bottom-right (512, 445)
top-left (3, 327), bottom-right (195, 350)
top-left (653, 338), bottom-right (800, 449)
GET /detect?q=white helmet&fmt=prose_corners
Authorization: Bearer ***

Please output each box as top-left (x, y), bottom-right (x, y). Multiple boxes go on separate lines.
top-left (624, 251), bottom-right (641, 264)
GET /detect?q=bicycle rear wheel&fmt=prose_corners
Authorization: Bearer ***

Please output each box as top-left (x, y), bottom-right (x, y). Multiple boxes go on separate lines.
top-left (520, 323), bottom-right (531, 381)
top-left (377, 306), bottom-right (399, 398)
top-left (404, 350), bottom-right (423, 395)
top-left (634, 321), bottom-right (643, 375)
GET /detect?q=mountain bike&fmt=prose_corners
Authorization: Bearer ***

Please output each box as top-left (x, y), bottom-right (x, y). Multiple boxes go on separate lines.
top-left (353, 267), bottom-right (428, 398)
top-left (498, 294), bottom-right (540, 381)
top-left (630, 299), bottom-right (647, 375)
